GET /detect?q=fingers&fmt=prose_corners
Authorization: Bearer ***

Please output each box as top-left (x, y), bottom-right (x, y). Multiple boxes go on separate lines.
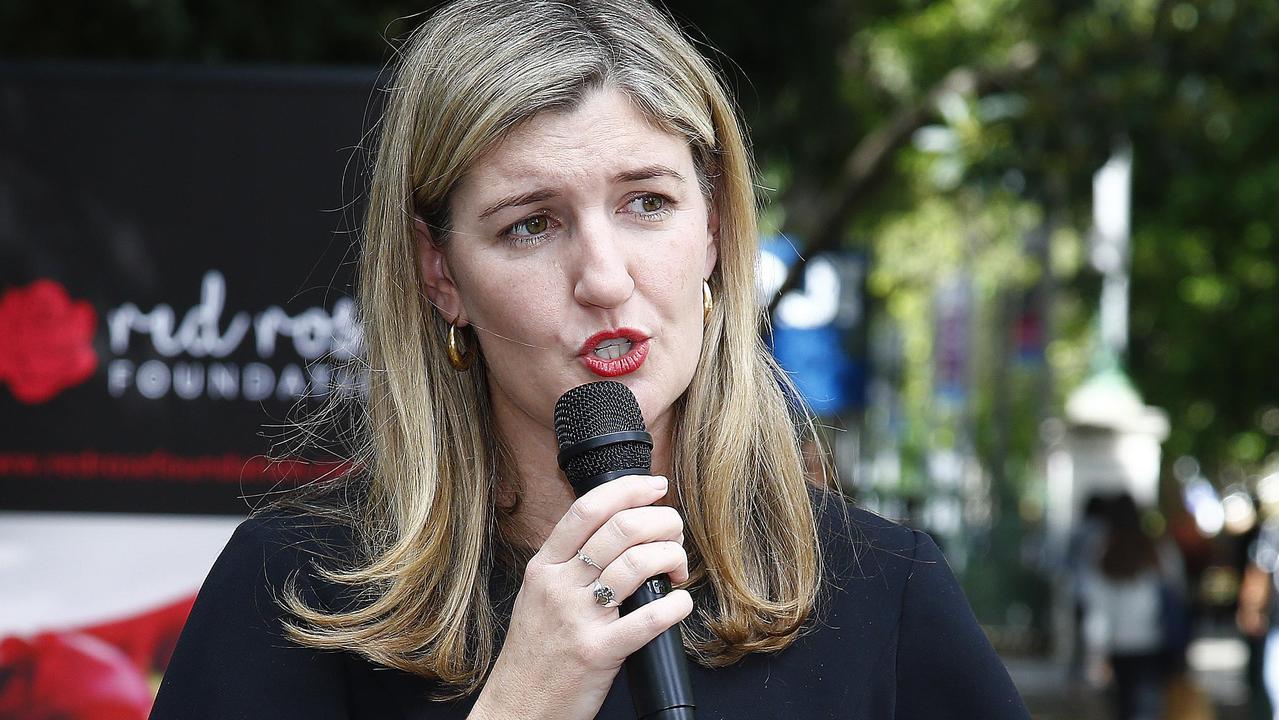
top-left (578, 505), bottom-right (684, 575)
top-left (538, 474), bottom-right (669, 564)
top-left (606, 589), bottom-right (694, 656)
top-left (495, 476), bottom-right (692, 716)
top-left (597, 541), bottom-right (690, 603)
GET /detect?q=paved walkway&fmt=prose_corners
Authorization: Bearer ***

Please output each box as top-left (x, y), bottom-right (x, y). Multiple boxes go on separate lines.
top-left (1006, 656), bottom-right (1107, 719)
top-left (1006, 630), bottom-right (1257, 720)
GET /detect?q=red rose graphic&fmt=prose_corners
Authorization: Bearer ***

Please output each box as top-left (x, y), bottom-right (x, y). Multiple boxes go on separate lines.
top-left (0, 632), bottom-right (153, 720)
top-left (0, 280), bottom-right (99, 404)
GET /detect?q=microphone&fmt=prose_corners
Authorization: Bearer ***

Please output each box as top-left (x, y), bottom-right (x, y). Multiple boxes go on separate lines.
top-left (554, 381), bottom-right (696, 720)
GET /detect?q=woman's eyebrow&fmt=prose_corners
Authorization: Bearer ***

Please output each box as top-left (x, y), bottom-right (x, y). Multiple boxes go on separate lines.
top-left (614, 164), bottom-right (685, 184)
top-left (477, 165), bottom-right (685, 219)
top-left (478, 188), bottom-right (559, 219)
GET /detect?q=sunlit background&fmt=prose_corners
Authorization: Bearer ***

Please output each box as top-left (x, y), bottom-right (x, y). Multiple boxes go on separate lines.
top-left (2, 1), bottom-right (1277, 718)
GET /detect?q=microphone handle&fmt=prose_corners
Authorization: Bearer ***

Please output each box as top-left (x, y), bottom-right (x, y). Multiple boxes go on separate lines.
top-left (620, 577), bottom-right (696, 720)
top-left (572, 470), bottom-right (696, 719)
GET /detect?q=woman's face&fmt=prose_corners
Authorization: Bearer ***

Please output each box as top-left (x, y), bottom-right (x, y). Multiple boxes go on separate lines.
top-left (419, 87), bottom-right (718, 447)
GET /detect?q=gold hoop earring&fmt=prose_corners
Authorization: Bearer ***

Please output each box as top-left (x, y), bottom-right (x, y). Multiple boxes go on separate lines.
top-left (702, 280), bottom-right (713, 324)
top-left (446, 323), bottom-right (475, 371)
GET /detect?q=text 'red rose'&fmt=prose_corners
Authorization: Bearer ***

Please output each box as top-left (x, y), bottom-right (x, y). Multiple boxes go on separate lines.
top-left (0, 280), bottom-right (98, 404)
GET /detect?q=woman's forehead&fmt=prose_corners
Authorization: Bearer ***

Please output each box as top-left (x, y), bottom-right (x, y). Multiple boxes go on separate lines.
top-left (456, 88), bottom-right (696, 199)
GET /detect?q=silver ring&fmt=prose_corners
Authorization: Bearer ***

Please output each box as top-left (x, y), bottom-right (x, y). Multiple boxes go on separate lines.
top-left (591, 579), bottom-right (616, 607)
top-left (576, 551), bottom-right (603, 571)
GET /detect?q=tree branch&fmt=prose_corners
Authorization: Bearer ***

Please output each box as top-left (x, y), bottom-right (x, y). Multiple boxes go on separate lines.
top-left (765, 44), bottom-right (1040, 315)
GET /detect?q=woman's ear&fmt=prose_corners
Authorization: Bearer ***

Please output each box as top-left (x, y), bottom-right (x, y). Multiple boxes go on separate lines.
top-left (414, 216), bottom-right (468, 326)
top-left (703, 198), bottom-right (720, 279)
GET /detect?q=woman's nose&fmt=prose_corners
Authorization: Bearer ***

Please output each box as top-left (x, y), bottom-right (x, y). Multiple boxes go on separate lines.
top-left (571, 220), bottom-right (635, 310)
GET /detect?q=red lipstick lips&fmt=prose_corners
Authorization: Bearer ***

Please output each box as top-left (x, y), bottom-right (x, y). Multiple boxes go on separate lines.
top-left (579, 328), bottom-right (650, 377)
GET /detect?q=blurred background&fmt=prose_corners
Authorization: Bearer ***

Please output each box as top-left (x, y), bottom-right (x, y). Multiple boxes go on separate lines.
top-left (1, 1), bottom-right (1276, 718)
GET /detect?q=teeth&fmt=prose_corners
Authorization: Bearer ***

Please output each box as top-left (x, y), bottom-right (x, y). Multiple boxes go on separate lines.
top-left (593, 339), bottom-right (632, 360)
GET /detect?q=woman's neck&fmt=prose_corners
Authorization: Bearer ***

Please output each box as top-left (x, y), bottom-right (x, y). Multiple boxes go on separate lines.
top-left (491, 397), bottom-right (675, 551)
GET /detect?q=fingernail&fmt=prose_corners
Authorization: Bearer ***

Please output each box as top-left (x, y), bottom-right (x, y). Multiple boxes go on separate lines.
top-left (647, 475), bottom-right (668, 490)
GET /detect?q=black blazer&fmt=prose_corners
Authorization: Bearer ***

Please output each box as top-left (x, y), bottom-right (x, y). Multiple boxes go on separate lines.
top-left (151, 493), bottom-right (1029, 719)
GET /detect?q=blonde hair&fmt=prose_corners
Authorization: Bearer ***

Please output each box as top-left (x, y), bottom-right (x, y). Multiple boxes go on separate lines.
top-left (280, 0), bottom-right (827, 698)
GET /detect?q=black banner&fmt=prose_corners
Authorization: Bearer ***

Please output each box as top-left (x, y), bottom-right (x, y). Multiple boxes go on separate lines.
top-left (0, 63), bottom-right (376, 514)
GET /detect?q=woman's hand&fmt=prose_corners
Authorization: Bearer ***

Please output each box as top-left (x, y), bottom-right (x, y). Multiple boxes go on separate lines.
top-left (469, 474), bottom-right (692, 720)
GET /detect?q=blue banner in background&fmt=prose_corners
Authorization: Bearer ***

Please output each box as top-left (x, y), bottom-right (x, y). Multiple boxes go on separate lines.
top-left (758, 237), bottom-right (867, 416)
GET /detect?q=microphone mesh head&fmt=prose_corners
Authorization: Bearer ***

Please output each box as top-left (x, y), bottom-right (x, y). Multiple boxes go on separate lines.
top-left (554, 381), bottom-right (651, 487)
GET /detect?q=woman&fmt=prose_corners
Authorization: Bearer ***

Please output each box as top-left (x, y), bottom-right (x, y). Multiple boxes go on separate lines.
top-left (151, 1), bottom-right (1028, 718)
top-left (1083, 494), bottom-right (1185, 720)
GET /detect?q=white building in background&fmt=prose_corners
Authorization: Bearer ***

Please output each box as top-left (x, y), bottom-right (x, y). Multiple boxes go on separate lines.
top-left (1046, 365), bottom-right (1170, 564)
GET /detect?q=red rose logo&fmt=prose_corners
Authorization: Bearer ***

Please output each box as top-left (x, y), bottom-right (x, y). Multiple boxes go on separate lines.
top-left (0, 632), bottom-right (153, 720)
top-left (0, 280), bottom-right (98, 404)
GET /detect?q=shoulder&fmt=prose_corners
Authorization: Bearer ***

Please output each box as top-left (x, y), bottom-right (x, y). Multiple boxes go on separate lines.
top-left (808, 486), bottom-right (929, 594)
top-left (807, 487), bottom-right (982, 633)
top-left (234, 507), bottom-right (356, 562)
top-left (801, 486), bottom-right (934, 649)
top-left (202, 506), bottom-right (358, 613)
top-left (151, 508), bottom-right (360, 717)
top-left (804, 489), bottom-right (1029, 718)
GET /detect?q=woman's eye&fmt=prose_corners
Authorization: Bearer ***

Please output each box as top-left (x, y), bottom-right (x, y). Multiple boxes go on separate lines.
top-left (501, 213), bottom-right (555, 247)
top-left (514, 215), bottom-right (549, 236)
top-left (627, 194), bottom-right (671, 217)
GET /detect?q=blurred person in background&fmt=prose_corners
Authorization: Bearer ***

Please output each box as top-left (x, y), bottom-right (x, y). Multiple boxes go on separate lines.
top-left (1066, 493), bottom-right (1111, 684)
top-left (1238, 512), bottom-right (1279, 719)
top-left (1084, 492), bottom-right (1187, 720)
